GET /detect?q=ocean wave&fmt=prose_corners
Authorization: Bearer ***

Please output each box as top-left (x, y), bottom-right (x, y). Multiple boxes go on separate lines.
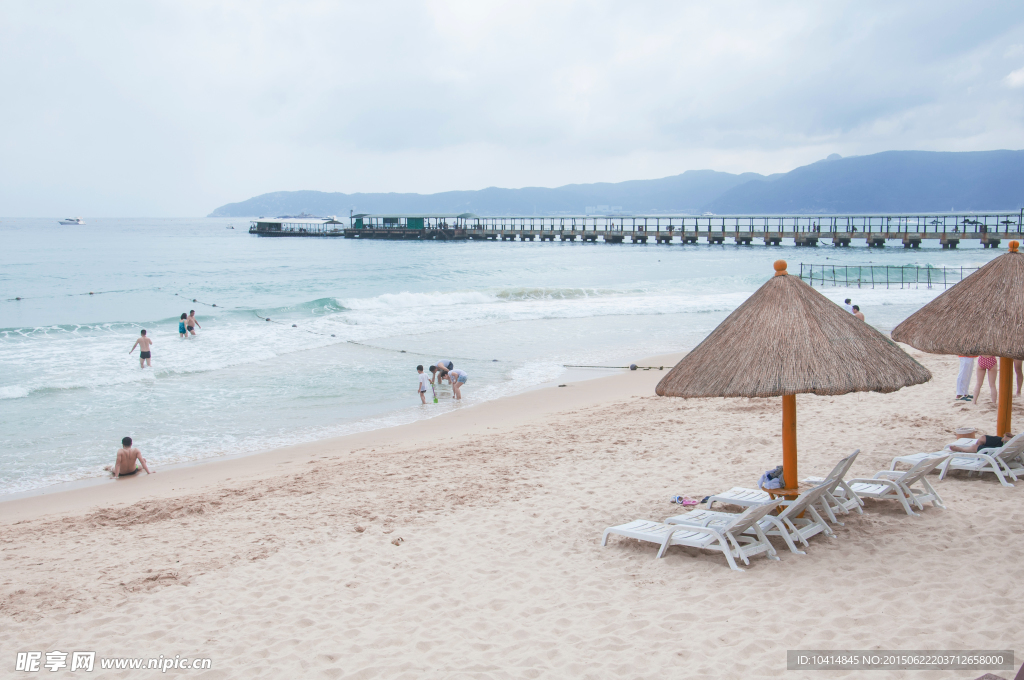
top-left (255, 297), bottom-right (348, 317)
top-left (0, 385), bottom-right (30, 400)
top-left (341, 290), bottom-right (494, 310)
top-left (493, 286), bottom-right (636, 301)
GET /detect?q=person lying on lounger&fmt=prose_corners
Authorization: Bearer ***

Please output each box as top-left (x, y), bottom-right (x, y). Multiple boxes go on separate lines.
top-left (949, 433), bottom-right (1015, 453)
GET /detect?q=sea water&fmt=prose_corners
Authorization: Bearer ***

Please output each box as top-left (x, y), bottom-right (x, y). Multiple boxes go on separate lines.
top-left (0, 217), bottom-right (1001, 496)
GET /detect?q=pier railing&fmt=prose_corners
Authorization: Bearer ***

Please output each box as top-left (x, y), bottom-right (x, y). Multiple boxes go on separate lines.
top-left (799, 263), bottom-right (979, 289)
top-left (350, 212), bottom-right (1023, 235)
top-left (458, 212), bottom-right (1023, 235)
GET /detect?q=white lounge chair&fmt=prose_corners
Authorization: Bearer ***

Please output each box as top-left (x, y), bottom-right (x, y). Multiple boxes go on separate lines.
top-left (844, 456), bottom-right (948, 516)
top-left (601, 501), bottom-right (783, 571)
top-left (666, 485), bottom-right (835, 555)
top-left (938, 434), bottom-right (1024, 488)
top-left (889, 438), bottom-right (977, 471)
top-left (706, 487), bottom-right (773, 509)
top-left (800, 450), bottom-right (863, 524)
top-left (706, 450), bottom-right (861, 525)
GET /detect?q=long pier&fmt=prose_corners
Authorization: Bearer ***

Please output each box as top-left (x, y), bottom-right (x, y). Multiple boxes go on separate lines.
top-left (342, 212), bottom-right (1024, 248)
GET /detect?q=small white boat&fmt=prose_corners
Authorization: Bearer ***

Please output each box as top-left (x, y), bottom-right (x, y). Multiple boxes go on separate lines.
top-left (59, 217), bottom-right (85, 225)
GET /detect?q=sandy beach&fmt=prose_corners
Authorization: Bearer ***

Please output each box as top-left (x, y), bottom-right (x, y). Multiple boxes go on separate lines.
top-left (3, 348), bottom-right (1022, 679)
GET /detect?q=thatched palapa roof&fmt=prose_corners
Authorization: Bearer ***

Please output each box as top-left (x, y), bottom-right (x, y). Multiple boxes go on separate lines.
top-left (656, 260), bottom-right (932, 398)
top-left (891, 243), bottom-right (1024, 359)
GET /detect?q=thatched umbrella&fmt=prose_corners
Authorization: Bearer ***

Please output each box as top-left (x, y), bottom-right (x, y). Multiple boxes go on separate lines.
top-left (656, 260), bottom-right (931, 491)
top-left (892, 240), bottom-right (1024, 435)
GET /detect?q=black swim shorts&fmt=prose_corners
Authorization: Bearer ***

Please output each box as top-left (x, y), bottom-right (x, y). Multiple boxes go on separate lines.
top-left (140, 351), bottom-right (151, 359)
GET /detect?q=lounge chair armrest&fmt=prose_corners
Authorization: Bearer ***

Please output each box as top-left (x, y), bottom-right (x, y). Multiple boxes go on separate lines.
top-left (847, 477), bottom-right (897, 488)
top-left (675, 524), bottom-right (728, 541)
top-left (873, 470), bottom-right (905, 480)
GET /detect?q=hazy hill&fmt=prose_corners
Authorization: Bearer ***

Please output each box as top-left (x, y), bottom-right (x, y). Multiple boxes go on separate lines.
top-left (209, 150), bottom-right (1024, 217)
top-left (208, 170), bottom-right (765, 217)
top-left (705, 150), bottom-right (1024, 214)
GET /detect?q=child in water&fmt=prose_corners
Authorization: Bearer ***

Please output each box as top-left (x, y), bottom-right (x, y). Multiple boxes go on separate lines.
top-left (179, 313), bottom-right (188, 338)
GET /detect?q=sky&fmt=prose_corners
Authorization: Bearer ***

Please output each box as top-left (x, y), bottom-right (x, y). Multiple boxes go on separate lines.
top-left (2, 1), bottom-right (1023, 216)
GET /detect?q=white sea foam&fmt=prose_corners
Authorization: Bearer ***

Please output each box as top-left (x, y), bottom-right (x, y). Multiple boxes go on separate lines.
top-left (0, 385), bottom-right (30, 400)
top-left (341, 290), bottom-right (494, 309)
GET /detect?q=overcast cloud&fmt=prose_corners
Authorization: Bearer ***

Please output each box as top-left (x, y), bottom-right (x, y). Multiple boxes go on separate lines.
top-left (2, 1), bottom-right (1023, 216)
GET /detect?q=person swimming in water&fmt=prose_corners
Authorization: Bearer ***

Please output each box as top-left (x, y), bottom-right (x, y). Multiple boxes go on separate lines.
top-left (179, 313), bottom-right (188, 338)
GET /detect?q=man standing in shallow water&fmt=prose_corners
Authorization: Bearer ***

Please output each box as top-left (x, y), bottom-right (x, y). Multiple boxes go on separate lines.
top-left (130, 329), bottom-right (153, 368)
top-left (187, 310), bottom-right (201, 337)
top-left (105, 436), bottom-right (153, 478)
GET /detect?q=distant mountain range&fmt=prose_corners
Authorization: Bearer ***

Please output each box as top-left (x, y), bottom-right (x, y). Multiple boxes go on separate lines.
top-left (209, 150), bottom-right (1024, 218)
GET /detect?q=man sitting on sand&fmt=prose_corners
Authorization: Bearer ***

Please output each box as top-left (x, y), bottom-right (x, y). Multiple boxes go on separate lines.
top-left (949, 432), bottom-right (1015, 453)
top-left (130, 329), bottom-right (153, 368)
top-left (105, 436), bottom-right (154, 478)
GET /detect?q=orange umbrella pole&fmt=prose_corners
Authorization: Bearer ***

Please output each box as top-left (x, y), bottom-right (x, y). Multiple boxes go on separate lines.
top-left (782, 394), bottom-right (798, 489)
top-left (997, 357), bottom-right (1013, 435)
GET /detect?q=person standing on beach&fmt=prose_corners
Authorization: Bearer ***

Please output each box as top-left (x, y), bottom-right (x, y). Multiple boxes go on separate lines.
top-left (852, 305), bottom-right (865, 321)
top-left (430, 360), bottom-right (454, 384)
top-left (179, 313), bottom-right (188, 339)
top-left (448, 368), bottom-right (468, 400)
top-left (416, 365), bottom-right (430, 404)
top-left (187, 310), bottom-right (201, 337)
top-left (130, 330), bottom-right (153, 368)
top-left (843, 298), bottom-right (854, 313)
top-left (105, 436), bottom-right (153, 478)
top-left (956, 355), bottom-right (977, 401)
top-left (974, 356), bottom-right (999, 406)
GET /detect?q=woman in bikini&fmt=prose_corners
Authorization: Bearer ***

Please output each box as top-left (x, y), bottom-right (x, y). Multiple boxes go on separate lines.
top-left (974, 355), bottom-right (999, 406)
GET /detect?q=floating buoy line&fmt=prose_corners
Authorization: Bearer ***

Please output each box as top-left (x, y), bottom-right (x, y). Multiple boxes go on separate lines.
top-left (11, 288), bottom-right (648, 370)
top-left (177, 292), bottom-right (497, 363)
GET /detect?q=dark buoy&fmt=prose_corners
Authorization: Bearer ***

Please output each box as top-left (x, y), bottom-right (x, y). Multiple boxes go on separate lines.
top-left (212, 304), bottom-right (217, 307)
top-left (266, 318), bottom-right (271, 322)
top-left (15, 297), bottom-right (21, 300)
top-left (331, 334), bottom-right (336, 337)
top-left (192, 299), bottom-right (196, 302)
top-left (400, 350), bottom-right (406, 353)
top-left (629, 364), bottom-right (638, 371)
top-left (292, 324), bottom-right (297, 327)
top-left (89, 291), bottom-right (94, 295)
top-left (492, 359), bottom-right (498, 362)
